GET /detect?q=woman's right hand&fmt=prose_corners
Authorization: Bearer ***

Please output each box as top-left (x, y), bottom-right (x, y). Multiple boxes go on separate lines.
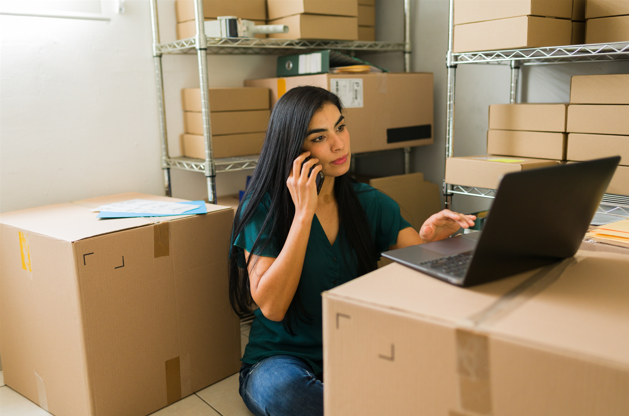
top-left (286, 151), bottom-right (322, 219)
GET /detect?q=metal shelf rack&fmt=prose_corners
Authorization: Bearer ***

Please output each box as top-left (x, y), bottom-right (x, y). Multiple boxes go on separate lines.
top-left (443, 0), bottom-right (629, 218)
top-left (149, 0), bottom-right (412, 203)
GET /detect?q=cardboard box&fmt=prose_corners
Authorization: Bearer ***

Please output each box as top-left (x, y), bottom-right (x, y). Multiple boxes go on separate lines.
top-left (608, 165), bottom-right (629, 195)
top-left (454, 16), bottom-right (572, 53)
top-left (488, 130), bottom-right (567, 160)
top-left (570, 74), bottom-right (629, 105)
top-left (183, 110), bottom-right (269, 135)
top-left (180, 132), bottom-right (265, 159)
top-left (368, 173), bottom-right (441, 232)
top-left (268, 14), bottom-right (358, 40)
top-left (453, 0), bottom-right (573, 25)
top-left (358, 4), bottom-right (375, 26)
top-left (322, 250), bottom-right (629, 416)
top-left (245, 73), bottom-right (434, 154)
top-left (573, 0), bottom-right (586, 20)
top-left (445, 156), bottom-right (559, 189)
top-left (488, 103), bottom-right (568, 132)
top-left (567, 133), bottom-right (629, 165)
top-left (358, 26), bottom-right (375, 41)
top-left (176, 19), bottom-right (266, 40)
top-left (0, 193), bottom-right (240, 416)
top-left (181, 88), bottom-right (269, 112)
top-left (586, 15), bottom-right (629, 43)
top-left (567, 105), bottom-right (629, 135)
top-left (585, 0), bottom-right (629, 19)
top-left (175, 0), bottom-right (266, 23)
top-left (267, 0), bottom-right (358, 20)
top-left (572, 21), bottom-right (586, 44)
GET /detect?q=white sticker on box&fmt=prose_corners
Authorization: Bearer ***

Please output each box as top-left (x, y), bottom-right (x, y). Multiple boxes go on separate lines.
top-left (330, 79), bottom-right (363, 108)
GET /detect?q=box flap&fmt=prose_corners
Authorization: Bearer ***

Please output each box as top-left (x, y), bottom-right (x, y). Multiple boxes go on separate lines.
top-left (0, 193), bottom-right (231, 242)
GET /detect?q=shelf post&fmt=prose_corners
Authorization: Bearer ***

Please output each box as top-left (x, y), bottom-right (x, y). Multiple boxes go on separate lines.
top-left (403, 0), bottom-right (412, 173)
top-left (149, 0), bottom-right (172, 197)
top-left (444, 0), bottom-right (456, 210)
top-left (510, 60), bottom-right (521, 104)
top-left (194, 0), bottom-right (218, 204)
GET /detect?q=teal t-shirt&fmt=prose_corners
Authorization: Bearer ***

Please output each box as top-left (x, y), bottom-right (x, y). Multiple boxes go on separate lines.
top-left (233, 182), bottom-right (412, 374)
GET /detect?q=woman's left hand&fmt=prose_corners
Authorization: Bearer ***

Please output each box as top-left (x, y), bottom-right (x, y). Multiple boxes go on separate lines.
top-left (419, 210), bottom-right (476, 243)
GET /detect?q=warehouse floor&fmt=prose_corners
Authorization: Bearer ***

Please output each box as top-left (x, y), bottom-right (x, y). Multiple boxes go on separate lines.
top-left (0, 323), bottom-right (255, 416)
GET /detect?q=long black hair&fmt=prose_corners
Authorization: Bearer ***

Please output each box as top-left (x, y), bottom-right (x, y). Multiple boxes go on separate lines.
top-left (228, 86), bottom-right (378, 334)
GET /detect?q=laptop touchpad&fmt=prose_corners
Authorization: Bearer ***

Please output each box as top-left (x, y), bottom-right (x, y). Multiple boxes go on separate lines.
top-left (422, 235), bottom-right (478, 255)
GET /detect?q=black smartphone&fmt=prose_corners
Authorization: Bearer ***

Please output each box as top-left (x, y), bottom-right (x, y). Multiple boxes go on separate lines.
top-left (304, 156), bottom-right (325, 195)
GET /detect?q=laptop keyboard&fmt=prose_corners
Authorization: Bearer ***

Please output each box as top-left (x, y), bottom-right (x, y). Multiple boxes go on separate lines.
top-left (418, 251), bottom-right (473, 278)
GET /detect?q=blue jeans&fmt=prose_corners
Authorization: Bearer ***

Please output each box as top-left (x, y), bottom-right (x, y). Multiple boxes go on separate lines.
top-left (239, 355), bottom-right (324, 416)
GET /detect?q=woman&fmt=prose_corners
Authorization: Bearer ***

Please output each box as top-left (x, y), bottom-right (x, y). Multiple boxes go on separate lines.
top-left (229, 86), bottom-right (475, 416)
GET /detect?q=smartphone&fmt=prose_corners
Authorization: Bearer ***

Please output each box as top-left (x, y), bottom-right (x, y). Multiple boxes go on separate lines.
top-left (304, 156), bottom-right (325, 195)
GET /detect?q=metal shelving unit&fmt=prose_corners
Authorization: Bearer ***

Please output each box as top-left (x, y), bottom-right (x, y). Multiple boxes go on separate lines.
top-left (149, 0), bottom-right (412, 203)
top-left (443, 0), bottom-right (629, 218)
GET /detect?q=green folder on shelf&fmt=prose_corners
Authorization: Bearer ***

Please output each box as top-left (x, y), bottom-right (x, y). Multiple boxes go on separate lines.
top-left (277, 50), bottom-right (387, 77)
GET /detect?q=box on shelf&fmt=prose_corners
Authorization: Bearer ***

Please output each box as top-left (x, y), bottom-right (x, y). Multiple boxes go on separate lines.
top-left (175, 0), bottom-right (266, 23)
top-left (322, 250), bottom-right (629, 416)
top-left (585, 0), bottom-right (629, 19)
top-left (453, 16), bottom-right (572, 53)
top-left (245, 73), bottom-right (434, 154)
top-left (445, 156), bottom-right (559, 189)
top-left (487, 130), bottom-right (567, 160)
top-left (572, 0), bottom-right (586, 21)
top-left (567, 133), bottom-right (629, 165)
top-left (453, 0), bottom-right (573, 25)
top-left (181, 87), bottom-right (270, 112)
top-left (267, 0), bottom-right (358, 20)
top-left (586, 15), bottom-right (629, 44)
top-left (183, 110), bottom-right (269, 136)
top-left (176, 19), bottom-right (267, 40)
top-left (268, 14), bottom-right (358, 40)
top-left (570, 74), bottom-right (629, 105)
top-left (488, 103), bottom-right (568, 132)
top-left (0, 193), bottom-right (240, 416)
top-left (180, 132), bottom-right (265, 159)
top-left (572, 21), bottom-right (586, 44)
top-left (567, 105), bottom-right (629, 136)
top-left (358, 26), bottom-right (375, 41)
top-left (357, 4), bottom-right (375, 26)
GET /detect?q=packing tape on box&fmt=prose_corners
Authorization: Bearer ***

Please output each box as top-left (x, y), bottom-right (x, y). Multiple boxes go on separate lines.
top-left (165, 357), bottom-right (182, 405)
top-left (35, 372), bottom-right (49, 411)
top-left (154, 222), bottom-right (170, 258)
top-left (454, 256), bottom-right (579, 415)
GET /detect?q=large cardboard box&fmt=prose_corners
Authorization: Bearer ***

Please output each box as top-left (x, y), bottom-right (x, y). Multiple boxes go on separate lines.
top-left (445, 156), bottom-right (559, 189)
top-left (180, 132), bottom-right (265, 159)
top-left (0, 193), bottom-right (240, 416)
top-left (268, 14), bottom-right (358, 40)
top-left (567, 133), bottom-right (629, 165)
top-left (586, 15), bottom-right (629, 43)
top-left (245, 73), bottom-right (434, 154)
top-left (175, 0), bottom-right (266, 22)
top-left (181, 87), bottom-right (270, 112)
top-left (183, 110), bottom-right (269, 135)
top-left (567, 105), bottom-right (629, 135)
top-left (453, 0), bottom-right (573, 25)
top-left (267, 0), bottom-right (358, 20)
top-left (585, 0), bottom-right (629, 19)
top-left (176, 19), bottom-right (266, 40)
top-left (608, 165), bottom-right (629, 195)
top-left (487, 130), bottom-right (567, 160)
top-left (358, 26), bottom-right (376, 41)
top-left (570, 74), bottom-right (629, 105)
top-left (572, 21), bottom-right (586, 44)
top-left (488, 103), bottom-right (568, 132)
top-left (358, 4), bottom-right (375, 26)
top-left (453, 16), bottom-right (572, 53)
top-left (573, 0), bottom-right (586, 20)
top-left (322, 250), bottom-right (629, 416)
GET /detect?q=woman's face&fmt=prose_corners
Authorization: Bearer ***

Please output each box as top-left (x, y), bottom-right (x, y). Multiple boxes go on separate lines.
top-left (301, 103), bottom-right (351, 177)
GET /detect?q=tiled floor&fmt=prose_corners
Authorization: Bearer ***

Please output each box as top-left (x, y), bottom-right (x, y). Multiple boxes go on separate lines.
top-left (0, 323), bottom-right (255, 416)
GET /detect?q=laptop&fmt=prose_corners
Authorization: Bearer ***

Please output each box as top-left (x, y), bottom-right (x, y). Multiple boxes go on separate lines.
top-left (381, 157), bottom-right (620, 287)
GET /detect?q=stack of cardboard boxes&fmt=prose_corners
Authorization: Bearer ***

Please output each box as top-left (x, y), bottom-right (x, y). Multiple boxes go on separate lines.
top-left (567, 74), bottom-right (629, 195)
top-left (266, 0), bottom-right (358, 41)
top-left (453, 0), bottom-right (575, 52)
top-left (358, 0), bottom-right (376, 41)
top-left (180, 87), bottom-right (270, 159)
top-left (175, 0), bottom-right (267, 40)
top-left (585, 0), bottom-right (629, 43)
